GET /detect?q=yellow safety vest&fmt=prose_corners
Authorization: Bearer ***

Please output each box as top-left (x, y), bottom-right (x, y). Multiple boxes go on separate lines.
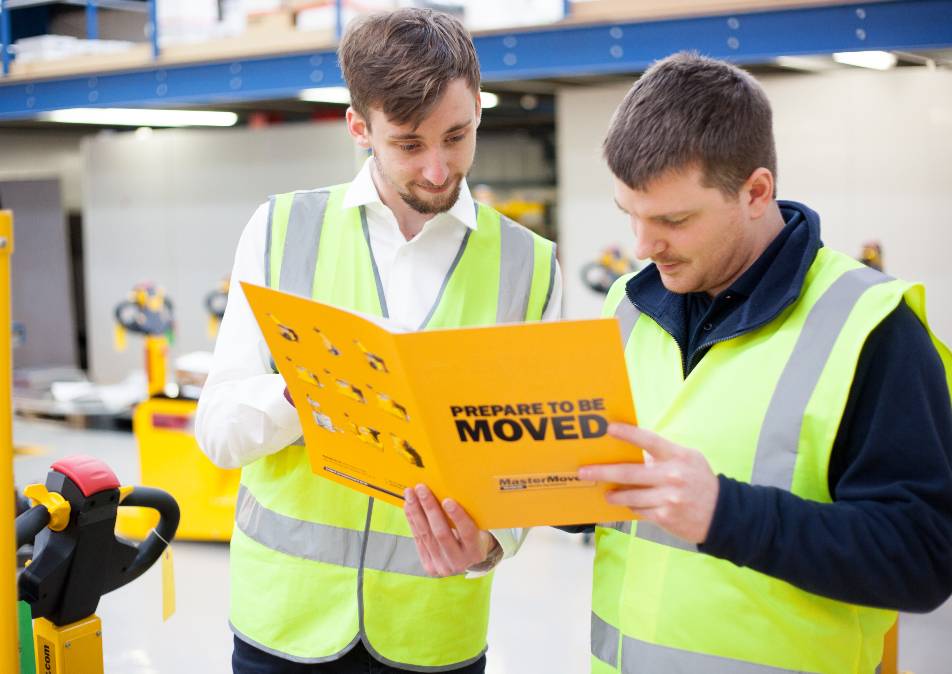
top-left (592, 246), bottom-right (952, 673)
top-left (229, 184), bottom-right (557, 668)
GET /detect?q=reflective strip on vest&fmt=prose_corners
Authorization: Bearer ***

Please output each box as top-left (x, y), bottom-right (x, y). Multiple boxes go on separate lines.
top-left (606, 520), bottom-right (631, 535)
top-left (541, 240), bottom-right (558, 317)
top-left (592, 617), bottom-right (808, 673)
top-left (497, 214), bottom-right (543, 323)
top-left (614, 296), bottom-right (641, 345)
top-left (592, 611), bottom-right (620, 667)
top-left (634, 521), bottom-right (697, 553)
top-left (278, 189), bottom-right (329, 298)
top-left (751, 266), bottom-right (891, 490)
top-left (234, 485), bottom-right (431, 577)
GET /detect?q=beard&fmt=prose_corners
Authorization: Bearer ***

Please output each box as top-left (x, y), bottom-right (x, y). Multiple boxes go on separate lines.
top-left (398, 179), bottom-right (463, 215)
top-left (373, 154), bottom-right (464, 215)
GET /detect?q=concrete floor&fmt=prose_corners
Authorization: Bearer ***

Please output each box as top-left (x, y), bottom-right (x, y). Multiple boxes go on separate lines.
top-left (12, 418), bottom-right (952, 674)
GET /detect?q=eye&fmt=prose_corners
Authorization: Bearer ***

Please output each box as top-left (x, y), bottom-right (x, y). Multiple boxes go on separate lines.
top-left (446, 134), bottom-right (466, 144)
top-left (398, 143), bottom-right (421, 153)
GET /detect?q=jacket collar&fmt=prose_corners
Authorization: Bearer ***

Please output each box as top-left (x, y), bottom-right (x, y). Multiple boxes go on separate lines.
top-left (624, 200), bottom-right (823, 342)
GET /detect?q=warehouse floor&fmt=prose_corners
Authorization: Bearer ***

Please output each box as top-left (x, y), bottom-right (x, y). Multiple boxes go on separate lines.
top-left (12, 419), bottom-right (951, 674)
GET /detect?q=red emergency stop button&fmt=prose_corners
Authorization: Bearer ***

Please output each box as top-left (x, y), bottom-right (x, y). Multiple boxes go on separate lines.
top-left (51, 455), bottom-right (121, 497)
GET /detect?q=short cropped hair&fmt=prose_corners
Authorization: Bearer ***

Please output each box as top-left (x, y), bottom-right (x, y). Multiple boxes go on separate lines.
top-left (604, 52), bottom-right (777, 195)
top-left (338, 8), bottom-right (481, 129)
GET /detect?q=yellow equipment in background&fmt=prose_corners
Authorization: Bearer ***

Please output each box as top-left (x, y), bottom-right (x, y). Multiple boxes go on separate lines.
top-left (113, 283), bottom-right (174, 398)
top-left (859, 240), bottom-right (884, 272)
top-left (581, 246), bottom-right (640, 295)
top-left (113, 283), bottom-right (239, 542)
top-left (205, 278), bottom-right (229, 339)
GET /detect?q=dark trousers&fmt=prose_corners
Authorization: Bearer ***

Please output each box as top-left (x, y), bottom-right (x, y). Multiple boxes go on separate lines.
top-left (233, 636), bottom-right (487, 674)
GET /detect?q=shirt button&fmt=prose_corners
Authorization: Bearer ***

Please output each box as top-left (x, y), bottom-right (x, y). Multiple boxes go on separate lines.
top-left (703, 322), bottom-right (714, 331)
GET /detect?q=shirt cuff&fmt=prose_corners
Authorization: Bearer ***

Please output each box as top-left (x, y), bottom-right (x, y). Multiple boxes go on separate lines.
top-left (464, 528), bottom-right (528, 579)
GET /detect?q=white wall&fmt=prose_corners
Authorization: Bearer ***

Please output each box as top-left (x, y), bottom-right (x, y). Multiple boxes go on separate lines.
top-left (0, 129), bottom-right (87, 211)
top-left (82, 121), bottom-right (361, 383)
top-left (557, 67), bottom-right (952, 342)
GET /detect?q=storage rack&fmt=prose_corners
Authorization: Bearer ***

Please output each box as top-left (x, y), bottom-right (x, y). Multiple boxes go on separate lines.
top-left (0, 0), bottom-right (950, 119)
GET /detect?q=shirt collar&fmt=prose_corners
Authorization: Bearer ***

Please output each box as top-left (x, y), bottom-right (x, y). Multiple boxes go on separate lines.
top-left (342, 156), bottom-right (478, 231)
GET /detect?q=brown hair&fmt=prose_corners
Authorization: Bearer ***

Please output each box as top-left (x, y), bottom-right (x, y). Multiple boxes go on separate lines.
top-left (604, 52), bottom-right (777, 196)
top-left (338, 8), bottom-right (481, 129)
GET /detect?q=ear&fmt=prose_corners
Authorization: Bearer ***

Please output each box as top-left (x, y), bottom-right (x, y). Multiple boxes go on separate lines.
top-left (346, 107), bottom-right (372, 150)
top-left (743, 167), bottom-right (775, 219)
top-left (474, 91), bottom-right (482, 129)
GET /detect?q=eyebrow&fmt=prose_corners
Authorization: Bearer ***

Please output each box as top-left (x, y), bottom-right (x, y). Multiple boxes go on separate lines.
top-left (652, 211), bottom-right (694, 222)
top-left (389, 121), bottom-right (472, 142)
top-left (613, 200), bottom-right (694, 221)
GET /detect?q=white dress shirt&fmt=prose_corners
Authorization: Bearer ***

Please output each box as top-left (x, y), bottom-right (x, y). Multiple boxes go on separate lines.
top-left (195, 157), bottom-right (562, 562)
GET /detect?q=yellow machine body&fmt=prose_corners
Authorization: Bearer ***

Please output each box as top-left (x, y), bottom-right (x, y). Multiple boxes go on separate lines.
top-left (116, 398), bottom-right (239, 541)
top-left (144, 336), bottom-right (168, 398)
top-left (2, 212), bottom-right (20, 673)
top-left (33, 615), bottom-right (104, 674)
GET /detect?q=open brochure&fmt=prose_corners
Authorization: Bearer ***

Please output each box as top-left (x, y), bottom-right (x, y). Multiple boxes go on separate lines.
top-left (242, 282), bottom-right (642, 528)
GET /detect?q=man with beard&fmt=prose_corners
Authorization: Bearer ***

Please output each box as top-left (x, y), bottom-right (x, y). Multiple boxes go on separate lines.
top-left (195, 8), bottom-right (561, 673)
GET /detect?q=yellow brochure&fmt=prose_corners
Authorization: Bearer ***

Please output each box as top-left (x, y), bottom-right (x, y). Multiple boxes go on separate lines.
top-left (242, 282), bottom-right (642, 528)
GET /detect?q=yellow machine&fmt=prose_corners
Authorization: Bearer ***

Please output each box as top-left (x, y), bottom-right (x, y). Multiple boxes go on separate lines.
top-left (205, 278), bottom-right (229, 339)
top-left (860, 240), bottom-right (885, 271)
top-left (113, 283), bottom-right (239, 542)
top-left (581, 246), bottom-right (640, 295)
top-left (16, 456), bottom-right (179, 674)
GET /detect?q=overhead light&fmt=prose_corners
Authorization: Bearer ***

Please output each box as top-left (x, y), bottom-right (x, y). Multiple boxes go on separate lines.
top-left (773, 56), bottom-right (832, 72)
top-left (37, 108), bottom-right (238, 127)
top-left (480, 92), bottom-right (499, 109)
top-left (299, 86), bottom-right (352, 104)
top-left (832, 51), bottom-right (898, 70)
top-left (134, 126), bottom-right (154, 139)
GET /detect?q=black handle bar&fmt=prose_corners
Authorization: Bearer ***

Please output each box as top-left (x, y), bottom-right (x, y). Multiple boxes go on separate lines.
top-left (119, 486), bottom-right (181, 585)
top-left (15, 505), bottom-right (50, 549)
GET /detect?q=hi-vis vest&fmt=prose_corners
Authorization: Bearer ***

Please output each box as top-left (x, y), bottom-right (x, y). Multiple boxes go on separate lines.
top-left (592, 247), bottom-right (952, 674)
top-left (229, 184), bottom-right (556, 669)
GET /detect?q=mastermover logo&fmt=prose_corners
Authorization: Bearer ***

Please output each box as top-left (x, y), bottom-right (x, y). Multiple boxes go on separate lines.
top-left (498, 473), bottom-right (587, 492)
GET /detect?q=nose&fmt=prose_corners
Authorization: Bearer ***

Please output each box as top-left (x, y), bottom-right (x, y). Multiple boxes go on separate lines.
top-left (632, 220), bottom-right (665, 260)
top-left (421, 150), bottom-right (450, 187)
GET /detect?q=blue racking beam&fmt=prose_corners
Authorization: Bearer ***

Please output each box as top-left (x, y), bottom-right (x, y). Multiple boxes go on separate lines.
top-left (1, 0), bottom-right (153, 76)
top-left (85, 0), bottom-right (97, 41)
top-left (0, 0), bottom-right (10, 76)
top-left (0, 0), bottom-right (951, 119)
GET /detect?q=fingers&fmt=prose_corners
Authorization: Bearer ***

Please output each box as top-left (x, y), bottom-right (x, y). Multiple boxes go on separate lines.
top-left (403, 485), bottom-right (491, 576)
top-left (443, 498), bottom-right (480, 545)
top-left (607, 423), bottom-right (678, 460)
top-left (578, 462), bottom-right (667, 487)
top-left (604, 486), bottom-right (679, 510)
top-left (403, 488), bottom-right (448, 577)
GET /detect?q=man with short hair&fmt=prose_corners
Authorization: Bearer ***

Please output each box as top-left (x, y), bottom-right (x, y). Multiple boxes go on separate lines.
top-left (405, 52), bottom-right (952, 674)
top-left (582, 52), bottom-right (952, 673)
top-left (196, 8), bottom-right (560, 673)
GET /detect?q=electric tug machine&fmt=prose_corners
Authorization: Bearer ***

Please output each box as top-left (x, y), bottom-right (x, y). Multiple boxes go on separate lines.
top-left (113, 283), bottom-right (239, 542)
top-left (17, 456), bottom-right (179, 674)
